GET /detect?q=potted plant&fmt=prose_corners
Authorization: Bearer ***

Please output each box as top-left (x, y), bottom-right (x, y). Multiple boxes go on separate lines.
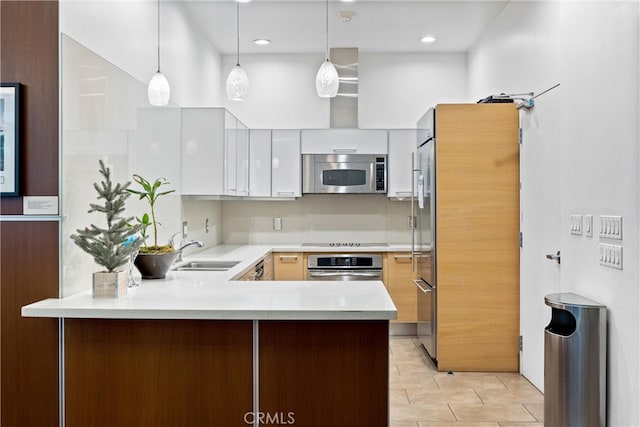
top-left (70, 160), bottom-right (143, 298)
top-left (127, 173), bottom-right (178, 279)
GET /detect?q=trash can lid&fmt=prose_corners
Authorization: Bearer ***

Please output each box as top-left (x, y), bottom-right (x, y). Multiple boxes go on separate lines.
top-left (544, 292), bottom-right (606, 309)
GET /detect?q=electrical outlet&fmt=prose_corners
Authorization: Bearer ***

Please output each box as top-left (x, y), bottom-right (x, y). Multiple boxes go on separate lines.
top-left (273, 217), bottom-right (282, 231)
top-left (407, 216), bottom-right (416, 230)
top-left (599, 215), bottom-right (622, 240)
top-left (570, 214), bottom-right (582, 236)
top-left (585, 215), bottom-right (593, 237)
top-left (205, 218), bottom-right (210, 234)
top-left (599, 243), bottom-right (622, 270)
top-left (182, 221), bottom-right (188, 238)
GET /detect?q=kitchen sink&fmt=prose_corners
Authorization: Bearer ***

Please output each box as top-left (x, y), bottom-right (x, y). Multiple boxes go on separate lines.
top-left (173, 260), bottom-right (241, 271)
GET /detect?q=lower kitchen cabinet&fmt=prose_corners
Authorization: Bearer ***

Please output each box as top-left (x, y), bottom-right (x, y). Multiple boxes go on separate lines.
top-left (384, 252), bottom-right (417, 322)
top-left (273, 252), bottom-right (304, 280)
top-left (262, 253), bottom-right (274, 280)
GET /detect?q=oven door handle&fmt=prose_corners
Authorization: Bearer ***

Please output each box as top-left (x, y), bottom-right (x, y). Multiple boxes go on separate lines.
top-left (413, 279), bottom-right (433, 293)
top-left (308, 271), bottom-right (382, 278)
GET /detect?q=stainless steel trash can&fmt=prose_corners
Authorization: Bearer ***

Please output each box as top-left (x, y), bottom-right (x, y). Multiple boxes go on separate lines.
top-left (544, 293), bottom-right (606, 427)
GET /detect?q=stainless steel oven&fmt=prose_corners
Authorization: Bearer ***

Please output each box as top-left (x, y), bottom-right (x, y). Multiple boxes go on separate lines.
top-left (307, 254), bottom-right (383, 281)
top-left (302, 154), bottom-right (387, 194)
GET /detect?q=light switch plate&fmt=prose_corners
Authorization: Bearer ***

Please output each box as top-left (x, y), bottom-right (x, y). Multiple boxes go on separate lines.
top-left (570, 214), bottom-right (583, 236)
top-left (599, 243), bottom-right (622, 270)
top-left (584, 215), bottom-right (593, 237)
top-left (273, 217), bottom-right (282, 231)
top-left (599, 215), bottom-right (622, 240)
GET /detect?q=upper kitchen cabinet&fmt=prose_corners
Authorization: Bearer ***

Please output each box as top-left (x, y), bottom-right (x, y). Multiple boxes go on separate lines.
top-left (224, 111), bottom-right (238, 196)
top-left (301, 129), bottom-right (388, 155)
top-left (181, 108), bottom-right (224, 195)
top-left (236, 120), bottom-right (250, 197)
top-left (271, 130), bottom-right (301, 197)
top-left (249, 130), bottom-right (272, 197)
top-left (387, 129), bottom-right (418, 199)
top-left (134, 108), bottom-right (181, 192)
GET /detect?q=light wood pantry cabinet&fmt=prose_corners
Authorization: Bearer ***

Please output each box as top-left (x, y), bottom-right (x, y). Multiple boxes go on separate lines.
top-left (384, 252), bottom-right (417, 322)
top-left (434, 103), bottom-right (520, 372)
top-left (273, 252), bottom-right (304, 281)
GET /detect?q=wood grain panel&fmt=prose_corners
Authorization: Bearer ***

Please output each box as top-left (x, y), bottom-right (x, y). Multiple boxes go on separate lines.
top-left (435, 103), bottom-right (520, 371)
top-left (1, 221), bottom-right (59, 426)
top-left (273, 252), bottom-right (304, 280)
top-left (259, 320), bottom-right (389, 427)
top-left (386, 252), bottom-right (417, 322)
top-left (0, 0), bottom-right (59, 214)
top-left (65, 319), bottom-right (253, 427)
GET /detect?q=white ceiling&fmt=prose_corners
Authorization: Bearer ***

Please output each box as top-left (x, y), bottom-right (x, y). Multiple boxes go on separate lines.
top-left (182, 1), bottom-right (510, 55)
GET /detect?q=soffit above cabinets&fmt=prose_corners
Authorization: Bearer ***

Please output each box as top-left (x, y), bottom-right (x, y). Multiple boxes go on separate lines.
top-left (182, 1), bottom-right (509, 55)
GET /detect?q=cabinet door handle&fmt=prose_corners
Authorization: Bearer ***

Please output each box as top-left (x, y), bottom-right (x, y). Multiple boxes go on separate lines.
top-left (276, 191), bottom-right (295, 196)
top-left (393, 255), bottom-right (412, 260)
top-left (413, 279), bottom-right (432, 294)
top-left (332, 148), bottom-right (357, 153)
top-left (279, 255), bottom-right (299, 260)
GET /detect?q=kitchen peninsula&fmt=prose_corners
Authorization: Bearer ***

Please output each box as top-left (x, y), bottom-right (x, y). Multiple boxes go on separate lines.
top-left (22, 246), bottom-right (396, 427)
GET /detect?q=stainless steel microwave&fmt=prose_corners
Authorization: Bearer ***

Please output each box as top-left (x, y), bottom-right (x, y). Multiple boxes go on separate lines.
top-left (302, 154), bottom-right (387, 194)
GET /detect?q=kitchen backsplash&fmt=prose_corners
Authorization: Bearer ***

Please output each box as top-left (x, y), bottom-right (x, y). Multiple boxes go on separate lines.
top-left (221, 195), bottom-right (414, 245)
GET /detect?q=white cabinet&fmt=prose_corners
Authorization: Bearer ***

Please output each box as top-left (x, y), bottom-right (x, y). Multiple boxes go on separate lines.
top-left (271, 130), bottom-right (301, 197)
top-left (387, 129), bottom-right (418, 199)
top-left (181, 108), bottom-right (224, 195)
top-left (249, 130), bottom-right (272, 197)
top-left (224, 111), bottom-right (237, 196)
top-left (300, 129), bottom-right (388, 154)
top-left (236, 121), bottom-right (250, 196)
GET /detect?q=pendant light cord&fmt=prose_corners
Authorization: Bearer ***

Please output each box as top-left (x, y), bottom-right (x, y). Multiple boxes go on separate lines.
top-left (156, 0), bottom-right (161, 72)
top-left (325, 0), bottom-right (329, 61)
top-left (236, 1), bottom-right (240, 66)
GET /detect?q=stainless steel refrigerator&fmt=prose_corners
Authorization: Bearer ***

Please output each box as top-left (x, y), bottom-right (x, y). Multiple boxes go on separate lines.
top-left (413, 106), bottom-right (437, 364)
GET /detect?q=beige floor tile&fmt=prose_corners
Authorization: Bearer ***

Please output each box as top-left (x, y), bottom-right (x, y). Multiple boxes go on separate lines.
top-left (391, 403), bottom-right (456, 422)
top-left (524, 403), bottom-right (544, 422)
top-left (396, 360), bottom-right (438, 375)
top-left (476, 388), bottom-right (543, 404)
top-left (390, 421), bottom-right (419, 427)
top-left (390, 372), bottom-right (440, 390)
top-left (434, 373), bottom-right (508, 391)
top-left (418, 423), bottom-right (499, 427)
top-left (450, 404), bottom-right (537, 422)
top-left (406, 387), bottom-right (482, 404)
top-left (391, 388), bottom-right (411, 405)
top-left (498, 423), bottom-right (544, 427)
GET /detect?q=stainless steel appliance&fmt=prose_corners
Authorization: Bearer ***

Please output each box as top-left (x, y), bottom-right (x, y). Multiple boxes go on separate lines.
top-left (307, 254), bottom-right (383, 281)
top-left (301, 242), bottom-right (389, 248)
top-left (302, 154), bottom-right (387, 194)
top-left (413, 106), bottom-right (437, 364)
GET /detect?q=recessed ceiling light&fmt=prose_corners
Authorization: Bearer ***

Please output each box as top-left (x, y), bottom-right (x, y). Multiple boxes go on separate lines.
top-left (236, 0), bottom-right (251, 3)
top-left (253, 38), bottom-right (271, 46)
top-left (421, 35), bottom-right (437, 43)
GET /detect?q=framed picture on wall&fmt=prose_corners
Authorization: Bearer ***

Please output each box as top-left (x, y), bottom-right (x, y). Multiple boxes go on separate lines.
top-left (0, 83), bottom-right (21, 197)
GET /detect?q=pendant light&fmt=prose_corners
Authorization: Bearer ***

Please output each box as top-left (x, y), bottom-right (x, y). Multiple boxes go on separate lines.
top-left (315, 0), bottom-right (339, 98)
top-left (148, 0), bottom-right (170, 106)
top-left (226, 1), bottom-right (249, 101)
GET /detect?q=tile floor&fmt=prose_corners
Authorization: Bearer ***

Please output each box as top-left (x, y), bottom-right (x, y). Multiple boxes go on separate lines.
top-left (389, 336), bottom-right (544, 427)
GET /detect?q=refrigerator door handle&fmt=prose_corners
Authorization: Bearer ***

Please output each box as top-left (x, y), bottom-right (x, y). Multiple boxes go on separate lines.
top-left (411, 152), bottom-right (415, 272)
top-left (417, 175), bottom-right (425, 209)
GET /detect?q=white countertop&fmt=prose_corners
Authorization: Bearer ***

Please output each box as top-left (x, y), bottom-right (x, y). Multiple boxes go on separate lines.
top-left (22, 244), bottom-right (400, 321)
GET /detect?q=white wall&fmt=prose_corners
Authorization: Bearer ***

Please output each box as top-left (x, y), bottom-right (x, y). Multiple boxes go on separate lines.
top-left (359, 53), bottom-right (467, 128)
top-left (60, 1), bottom-right (223, 296)
top-left (60, 0), bottom-right (222, 107)
top-left (469, 2), bottom-right (639, 425)
top-left (221, 52), bottom-right (468, 129)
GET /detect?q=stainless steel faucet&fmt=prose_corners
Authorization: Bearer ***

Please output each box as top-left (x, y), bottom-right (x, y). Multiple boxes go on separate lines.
top-left (176, 239), bottom-right (204, 263)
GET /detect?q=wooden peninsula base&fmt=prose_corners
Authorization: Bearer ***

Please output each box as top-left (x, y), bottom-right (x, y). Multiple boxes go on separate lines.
top-left (64, 319), bottom-right (389, 427)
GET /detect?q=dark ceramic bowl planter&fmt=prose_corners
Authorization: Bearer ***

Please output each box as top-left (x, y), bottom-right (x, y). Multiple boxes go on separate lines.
top-left (134, 252), bottom-right (180, 279)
